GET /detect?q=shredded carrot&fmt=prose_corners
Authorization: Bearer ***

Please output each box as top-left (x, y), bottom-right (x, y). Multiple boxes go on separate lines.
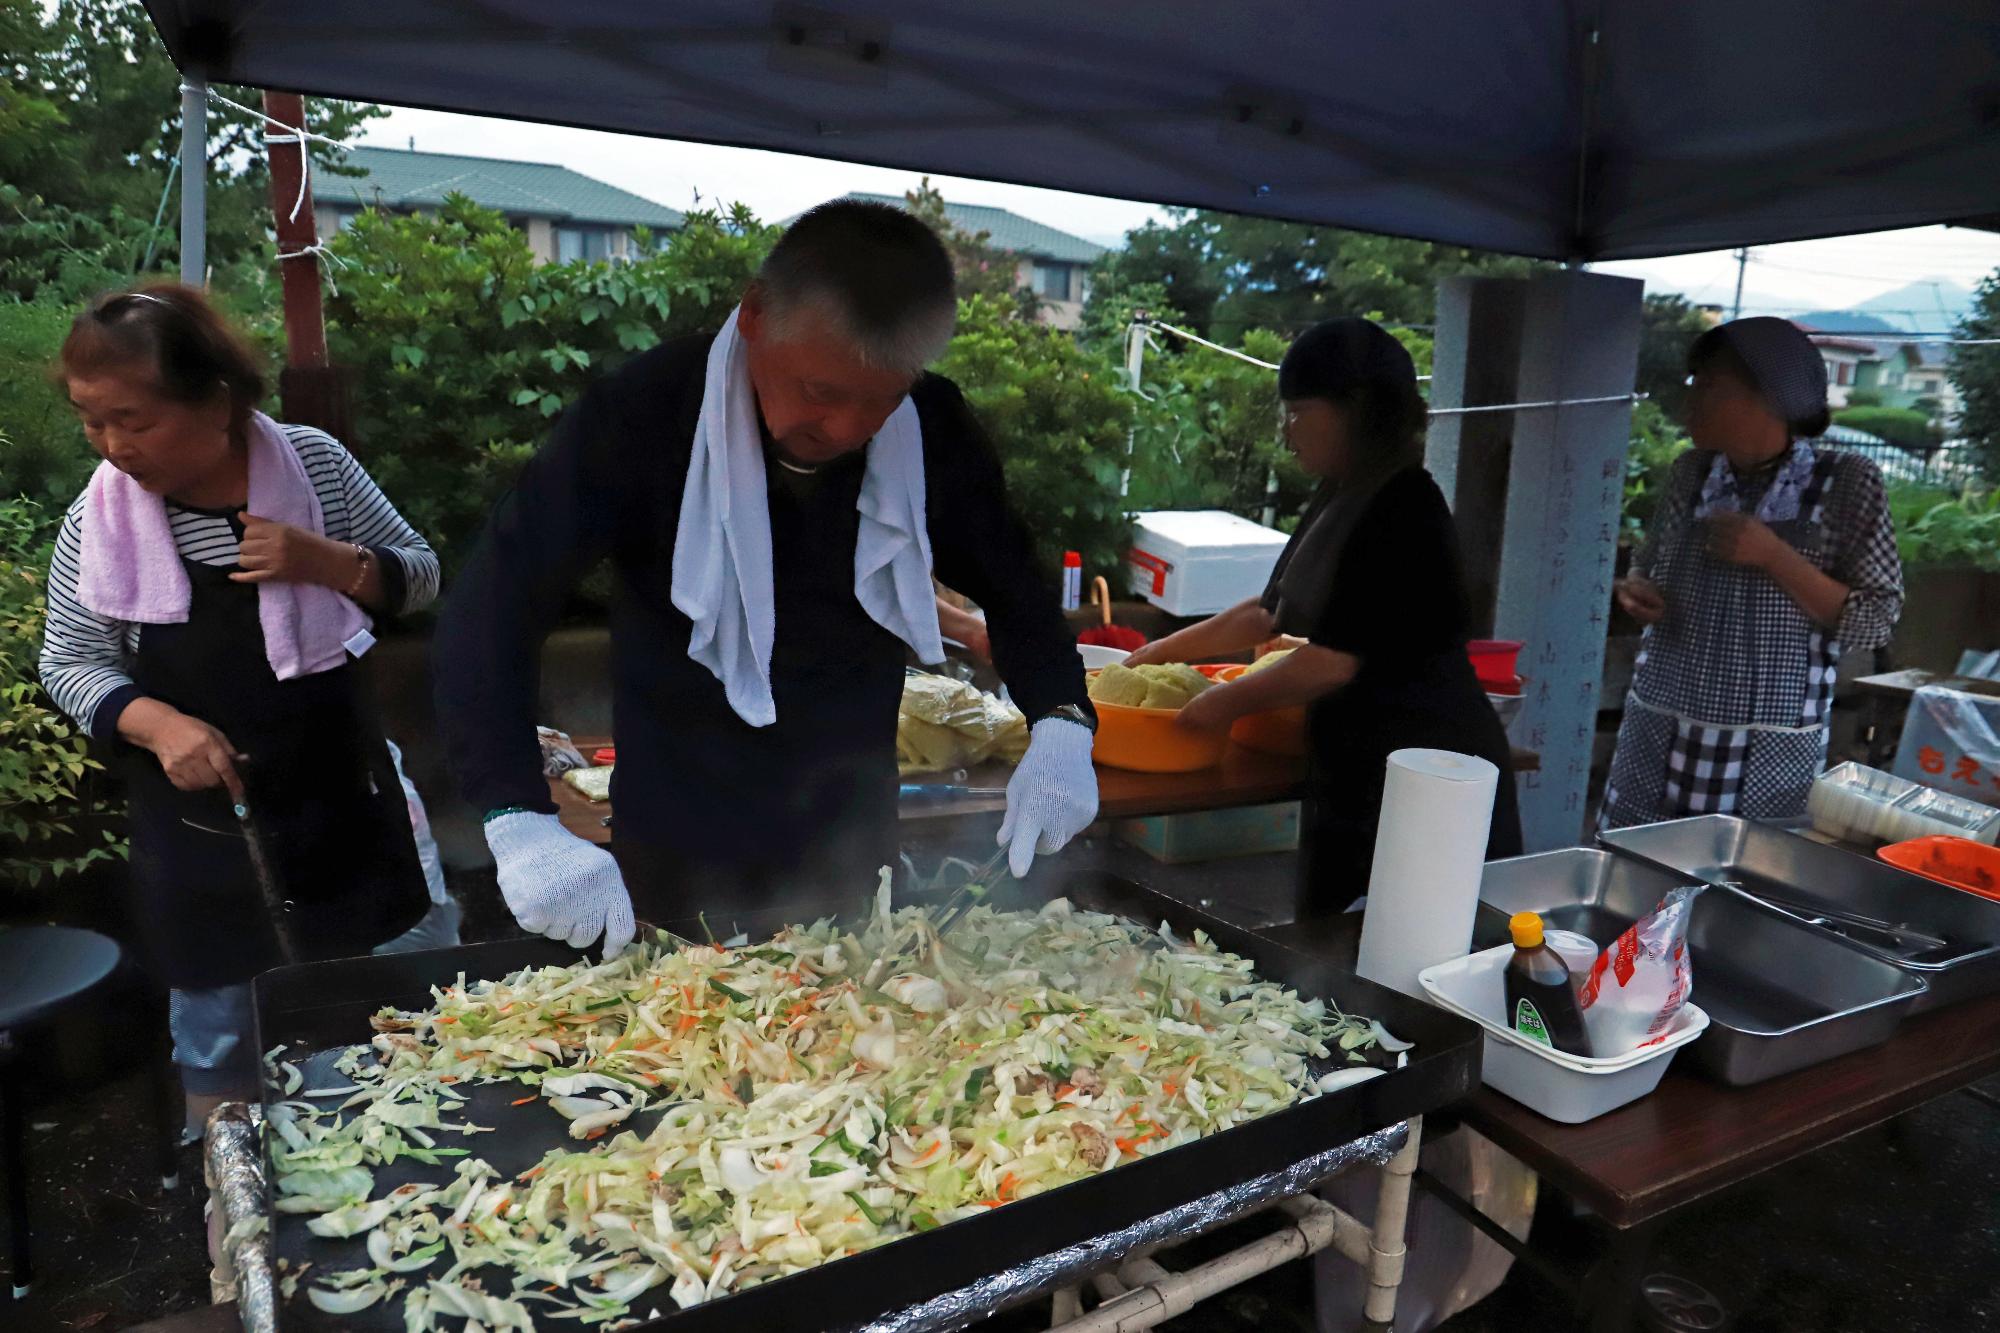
top-left (676, 1013), bottom-right (700, 1034)
top-left (648, 1170), bottom-right (662, 1181)
top-left (998, 1172), bottom-right (1018, 1199)
top-left (585, 1127), bottom-right (608, 1140)
top-left (1055, 1083), bottom-right (1076, 1099)
top-left (439, 1075), bottom-right (459, 1083)
top-left (518, 1167), bottom-right (544, 1180)
top-left (510, 1096), bottom-right (537, 1106)
top-left (638, 1072), bottom-right (660, 1085)
top-left (914, 1141), bottom-right (942, 1164)
top-left (1162, 1081), bottom-right (1178, 1097)
top-left (435, 1015), bottom-right (457, 1024)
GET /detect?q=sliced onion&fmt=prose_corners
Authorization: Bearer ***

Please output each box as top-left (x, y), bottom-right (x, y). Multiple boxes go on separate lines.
top-left (1316, 1067), bottom-right (1387, 1094)
top-left (308, 1280), bottom-right (385, 1314)
top-left (1368, 1020), bottom-right (1415, 1053)
top-left (548, 1095), bottom-right (614, 1119)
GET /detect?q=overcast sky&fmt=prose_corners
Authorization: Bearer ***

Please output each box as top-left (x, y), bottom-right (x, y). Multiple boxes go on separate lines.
top-left (364, 104), bottom-right (2000, 326)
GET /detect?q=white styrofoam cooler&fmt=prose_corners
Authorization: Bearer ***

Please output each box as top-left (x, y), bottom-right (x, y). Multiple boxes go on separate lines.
top-left (1127, 510), bottom-right (1291, 616)
top-left (1419, 947), bottom-right (1709, 1124)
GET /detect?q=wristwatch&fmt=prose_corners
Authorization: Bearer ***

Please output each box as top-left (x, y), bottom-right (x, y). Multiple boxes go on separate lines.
top-left (1042, 703), bottom-right (1098, 734)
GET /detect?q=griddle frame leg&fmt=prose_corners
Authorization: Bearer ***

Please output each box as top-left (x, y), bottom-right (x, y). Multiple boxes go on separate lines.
top-left (1, 1049), bottom-right (30, 1299)
top-left (1359, 1115), bottom-right (1422, 1331)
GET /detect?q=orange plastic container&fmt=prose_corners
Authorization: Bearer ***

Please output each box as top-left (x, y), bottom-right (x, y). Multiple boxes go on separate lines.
top-left (1086, 665), bottom-right (1232, 772)
top-left (1215, 664), bottom-right (1309, 757)
top-left (1878, 836), bottom-right (2000, 902)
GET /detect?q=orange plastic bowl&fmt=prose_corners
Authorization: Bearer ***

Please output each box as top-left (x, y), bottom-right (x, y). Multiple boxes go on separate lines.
top-left (1878, 835), bottom-right (2000, 902)
top-left (1215, 664), bottom-right (1309, 756)
top-left (1086, 665), bottom-right (1232, 772)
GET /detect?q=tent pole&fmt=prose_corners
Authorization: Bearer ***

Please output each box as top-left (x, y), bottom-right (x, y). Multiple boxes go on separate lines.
top-left (179, 77), bottom-right (207, 286)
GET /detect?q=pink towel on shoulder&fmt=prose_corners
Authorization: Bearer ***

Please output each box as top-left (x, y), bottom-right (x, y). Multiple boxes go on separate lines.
top-left (76, 411), bottom-right (373, 681)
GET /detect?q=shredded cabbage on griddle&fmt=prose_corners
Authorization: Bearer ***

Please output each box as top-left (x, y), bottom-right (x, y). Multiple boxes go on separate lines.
top-left (268, 881), bottom-right (1406, 1326)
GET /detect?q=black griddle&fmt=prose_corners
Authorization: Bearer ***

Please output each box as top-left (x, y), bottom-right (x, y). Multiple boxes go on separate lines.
top-left (254, 873), bottom-right (1479, 1332)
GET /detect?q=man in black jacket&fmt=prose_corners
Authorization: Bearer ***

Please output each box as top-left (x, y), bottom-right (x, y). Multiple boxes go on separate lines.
top-left (434, 201), bottom-right (1097, 955)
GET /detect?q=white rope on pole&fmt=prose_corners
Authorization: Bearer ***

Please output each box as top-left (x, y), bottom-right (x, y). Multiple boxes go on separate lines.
top-left (1134, 318), bottom-right (1648, 415)
top-left (182, 83), bottom-right (350, 292)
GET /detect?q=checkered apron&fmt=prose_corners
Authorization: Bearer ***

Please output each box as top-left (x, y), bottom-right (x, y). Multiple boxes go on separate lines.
top-left (1602, 444), bottom-right (1840, 827)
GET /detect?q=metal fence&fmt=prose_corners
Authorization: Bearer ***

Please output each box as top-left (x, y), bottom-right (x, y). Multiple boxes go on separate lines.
top-left (1816, 434), bottom-right (1986, 490)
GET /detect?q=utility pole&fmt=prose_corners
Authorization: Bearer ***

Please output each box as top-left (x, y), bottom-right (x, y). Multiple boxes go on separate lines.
top-left (1730, 247), bottom-right (1749, 321)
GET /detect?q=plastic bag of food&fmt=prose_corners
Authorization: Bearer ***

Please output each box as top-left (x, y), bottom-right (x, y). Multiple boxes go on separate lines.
top-left (897, 672), bottom-right (1028, 776)
top-left (1576, 885), bottom-right (1701, 1057)
top-left (537, 725), bottom-right (588, 776)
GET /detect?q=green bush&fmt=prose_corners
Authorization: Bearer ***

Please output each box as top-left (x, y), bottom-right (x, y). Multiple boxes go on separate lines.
top-left (1889, 484), bottom-right (2000, 571)
top-left (1833, 406), bottom-right (1937, 452)
top-left (1622, 400), bottom-right (1694, 546)
top-left (1844, 388), bottom-right (1885, 408)
top-left (323, 197), bottom-right (778, 573)
top-left (0, 494), bottom-right (123, 890)
top-left (935, 296), bottom-right (1133, 580)
top-left (0, 299), bottom-right (91, 530)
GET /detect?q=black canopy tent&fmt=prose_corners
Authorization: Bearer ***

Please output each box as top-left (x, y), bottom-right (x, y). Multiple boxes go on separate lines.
top-left (142, 0), bottom-right (2000, 261)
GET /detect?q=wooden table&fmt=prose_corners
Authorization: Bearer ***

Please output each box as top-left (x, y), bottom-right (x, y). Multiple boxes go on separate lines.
top-left (1261, 910), bottom-right (2000, 1331)
top-left (549, 737), bottom-right (1540, 844)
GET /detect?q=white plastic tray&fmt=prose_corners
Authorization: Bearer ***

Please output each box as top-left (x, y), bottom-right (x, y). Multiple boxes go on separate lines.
top-left (1419, 946), bottom-right (1709, 1123)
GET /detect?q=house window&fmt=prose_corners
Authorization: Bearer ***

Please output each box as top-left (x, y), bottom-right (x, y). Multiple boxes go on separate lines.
top-left (1034, 262), bottom-right (1072, 302)
top-left (556, 226), bottom-right (612, 264)
top-left (1836, 361), bottom-right (1853, 387)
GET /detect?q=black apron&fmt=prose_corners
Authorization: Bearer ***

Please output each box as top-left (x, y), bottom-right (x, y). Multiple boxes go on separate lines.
top-left (608, 455), bottom-right (908, 924)
top-left (1299, 652), bottom-right (1522, 917)
top-left (122, 552), bottom-right (428, 988)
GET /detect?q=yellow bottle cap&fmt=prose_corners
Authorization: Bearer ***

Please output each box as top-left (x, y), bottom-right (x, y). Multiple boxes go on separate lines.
top-left (1509, 912), bottom-right (1545, 949)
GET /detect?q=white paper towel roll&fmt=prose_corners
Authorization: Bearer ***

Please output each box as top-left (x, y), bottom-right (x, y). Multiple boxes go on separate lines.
top-left (1356, 748), bottom-right (1499, 999)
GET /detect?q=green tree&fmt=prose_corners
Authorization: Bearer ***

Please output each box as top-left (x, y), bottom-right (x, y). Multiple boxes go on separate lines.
top-left (322, 198), bottom-right (777, 572)
top-left (0, 0), bottom-right (382, 302)
top-left (903, 178), bottom-right (1027, 309)
top-left (1636, 293), bottom-right (1708, 422)
top-left (1088, 208), bottom-right (1542, 342)
top-left (935, 296), bottom-right (1132, 580)
top-left (1954, 272), bottom-right (2000, 480)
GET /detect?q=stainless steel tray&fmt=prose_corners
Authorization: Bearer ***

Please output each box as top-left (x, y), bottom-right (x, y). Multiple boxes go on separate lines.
top-left (1475, 848), bottom-right (1927, 1084)
top-left (1600, 815), bottom-right (2000, 1012)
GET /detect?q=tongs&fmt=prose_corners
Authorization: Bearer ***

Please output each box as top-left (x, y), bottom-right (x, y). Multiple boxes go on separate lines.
top-left (862, 845), bottom-right (1014, 988)
top-left (180, 789), bottom-right (303, 965)
top-left (1718, 880), bottom-right (1951, 955)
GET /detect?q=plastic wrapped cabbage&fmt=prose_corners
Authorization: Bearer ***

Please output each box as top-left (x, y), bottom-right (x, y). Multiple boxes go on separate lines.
top-left (897, 671), bottom-right (1029, 776)
top-left (1088, 662), bottom-right (1216, 711)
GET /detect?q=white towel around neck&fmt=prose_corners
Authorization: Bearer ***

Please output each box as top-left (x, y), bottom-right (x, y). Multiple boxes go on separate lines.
top-left (670, 307), bottom-right (944, 727)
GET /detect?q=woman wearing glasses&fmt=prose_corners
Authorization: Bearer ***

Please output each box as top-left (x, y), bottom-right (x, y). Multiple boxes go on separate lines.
top-left (1601, 317), bottom-right (1903, 828)
top-left (1123, 317), bottom-right (1522, 914)
top-left (37, 284), bottom-right (445, 1135)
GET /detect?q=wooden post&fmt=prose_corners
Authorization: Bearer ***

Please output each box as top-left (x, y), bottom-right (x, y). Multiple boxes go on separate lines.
top-left (261, 90), bottom-right (351, 438)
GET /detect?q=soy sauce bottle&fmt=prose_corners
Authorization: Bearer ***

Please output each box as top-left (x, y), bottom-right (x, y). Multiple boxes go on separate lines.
top-left (1505, 912), bottom-right (1591, 1057)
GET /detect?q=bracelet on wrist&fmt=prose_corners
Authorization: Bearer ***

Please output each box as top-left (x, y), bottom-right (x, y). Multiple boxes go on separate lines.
top-left (343, 543), bottom-right (372, 598)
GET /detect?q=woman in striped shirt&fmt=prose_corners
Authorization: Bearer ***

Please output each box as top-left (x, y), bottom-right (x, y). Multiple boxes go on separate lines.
top-left (37, 284), bottom-right (444, 1134)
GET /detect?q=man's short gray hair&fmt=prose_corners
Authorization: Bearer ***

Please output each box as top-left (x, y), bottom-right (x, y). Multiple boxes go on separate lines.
top-left (754, 200), bottom-right (957, 377)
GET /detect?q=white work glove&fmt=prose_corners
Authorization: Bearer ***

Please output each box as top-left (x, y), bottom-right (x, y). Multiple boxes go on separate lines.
top-left (484, 811), bottom-right (635, 957)
top-left (997, 716), bottom-right (1100, 877)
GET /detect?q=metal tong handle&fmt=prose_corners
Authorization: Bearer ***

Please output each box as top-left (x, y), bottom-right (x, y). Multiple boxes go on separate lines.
top-left (234, 798), bottom-right (304, 966)
top-left (1718, 881), bottom-right (1951, 953)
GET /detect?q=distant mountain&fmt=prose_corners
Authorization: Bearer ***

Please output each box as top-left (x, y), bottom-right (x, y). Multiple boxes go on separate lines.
top-left (1792, 310), bottom-right (1901, 335)
top-left (1848, 278), bottom-right (1974, 333)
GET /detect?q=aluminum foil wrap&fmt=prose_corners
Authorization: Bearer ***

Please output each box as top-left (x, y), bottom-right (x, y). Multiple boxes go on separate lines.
top-left (845, 1121), bottom-right (1410, 1333)
top-left (208, 1102), bottom-right (279, 1333)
